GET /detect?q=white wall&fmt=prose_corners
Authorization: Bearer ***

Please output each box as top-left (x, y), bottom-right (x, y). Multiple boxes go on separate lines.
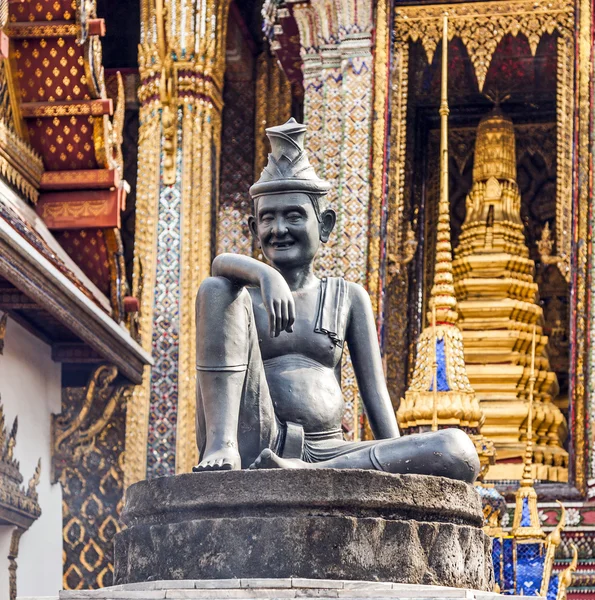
top-left (0, 317), bottom-right (62, 597)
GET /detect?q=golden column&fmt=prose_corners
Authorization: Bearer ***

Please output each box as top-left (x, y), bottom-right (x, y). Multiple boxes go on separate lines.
top-left (452, 110), bottom-right (568, 482)
top-left (125, 0), bottom-right (231, 485)
top-left (398, 18), bottom-right (489, 468)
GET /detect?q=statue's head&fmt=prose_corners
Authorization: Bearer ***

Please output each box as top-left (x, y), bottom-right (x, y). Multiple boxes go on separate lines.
top-left (249, 118), bottom-right (335, 268)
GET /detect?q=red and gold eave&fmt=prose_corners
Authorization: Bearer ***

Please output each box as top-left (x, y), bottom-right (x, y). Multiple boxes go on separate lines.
top-left (4, 0), bottom-right (130, 319)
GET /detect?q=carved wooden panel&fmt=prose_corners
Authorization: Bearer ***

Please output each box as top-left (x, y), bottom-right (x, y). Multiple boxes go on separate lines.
top-left (57, 367), bottom-right (128, 590)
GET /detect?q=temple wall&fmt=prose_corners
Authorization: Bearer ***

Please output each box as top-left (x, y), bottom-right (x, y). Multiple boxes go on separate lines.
top-left (0, 319), bottom-right (62, 596)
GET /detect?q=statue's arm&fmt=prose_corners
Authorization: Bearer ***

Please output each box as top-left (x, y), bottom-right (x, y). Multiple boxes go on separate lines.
top-left (212, 253), bottom-right (271, 287)
top-left (211, 254), bottom-right (295, 337)
top-left (345, 282), bottom-right (400, 439)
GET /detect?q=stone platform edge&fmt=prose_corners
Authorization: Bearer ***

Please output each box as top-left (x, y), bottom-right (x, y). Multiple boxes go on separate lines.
top-left (52, 579), bottom-right (530, 600)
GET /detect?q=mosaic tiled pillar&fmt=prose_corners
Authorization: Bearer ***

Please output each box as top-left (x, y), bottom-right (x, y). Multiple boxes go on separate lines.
top-left (125, 103), bottom-right (160, 487)
top-left (315, 43), bottom-right (343, 280)
top-left (292, 2), bottom-right (376, 440)
top-left (337, 34), bottom-right (374, 439)
top-left (293, 3), bottom-right (324, 175)
top-left (135, 105), bottom-right (217, 480)
top-left (301, 52), bottom-right (324, 172)
top-left (336, 33), bottom-right (373, 286)
top-left (146, 117), bottom-right (184, 477)
top-left (126, 0), bottom-right (231, 485)
top-left (176, 99), bottom-right (224, 475)
top-left (320, 45), bottom-right (343, 198)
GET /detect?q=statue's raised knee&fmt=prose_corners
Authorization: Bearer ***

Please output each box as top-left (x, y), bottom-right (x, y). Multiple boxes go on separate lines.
top-left (197, 275), bottom-right (236, 303)
top-left (433, 429), bottom-right (480, 484)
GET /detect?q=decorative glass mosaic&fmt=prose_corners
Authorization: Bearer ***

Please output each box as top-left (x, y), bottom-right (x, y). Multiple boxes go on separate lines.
top-left (146, 116), bottom-right (183, 479)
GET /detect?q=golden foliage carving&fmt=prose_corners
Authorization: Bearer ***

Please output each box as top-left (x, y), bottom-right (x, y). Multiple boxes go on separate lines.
top-left (394, 0), bottom-right (573, 92)
top-left (52, 365), bottom-right (131, 483)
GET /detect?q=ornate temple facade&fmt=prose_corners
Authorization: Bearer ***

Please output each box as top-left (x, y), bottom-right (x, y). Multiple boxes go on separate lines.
top-left (0, 0), bottom-right (593, 598)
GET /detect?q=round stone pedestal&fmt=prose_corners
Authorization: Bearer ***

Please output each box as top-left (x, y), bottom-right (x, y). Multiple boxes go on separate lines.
top-left (114, 470), bottom-right (493, 590)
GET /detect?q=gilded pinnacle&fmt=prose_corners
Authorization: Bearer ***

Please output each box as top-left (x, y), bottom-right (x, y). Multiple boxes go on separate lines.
top-left (429, 14), bottom-right (458, 326)
top-left (399, 14), bottom-right (484, 436)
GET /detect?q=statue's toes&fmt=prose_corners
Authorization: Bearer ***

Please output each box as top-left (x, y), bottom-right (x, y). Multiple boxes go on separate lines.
top-left (195, 461), bottom-right (214, 471)
top-left (216, 458), bottom-right (235, 470)
top-left (248, 457), bottom-right (261, 470)
top-left (251, 449), bottom-right (277, 469)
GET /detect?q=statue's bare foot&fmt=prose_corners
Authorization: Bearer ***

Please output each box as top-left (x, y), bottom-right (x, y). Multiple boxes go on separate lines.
top-left (249, 448), bottom-right (309, 469)
top-left (193, 448), bottom-right (241, 472)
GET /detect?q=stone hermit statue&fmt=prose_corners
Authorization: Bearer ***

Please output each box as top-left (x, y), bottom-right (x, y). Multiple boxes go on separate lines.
top-left (194, 118), bottom-right (479, 482)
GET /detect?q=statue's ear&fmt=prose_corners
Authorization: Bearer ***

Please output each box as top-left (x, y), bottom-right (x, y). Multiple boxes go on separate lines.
top-left (248, 215), bottom-right (258, 241)
top-left (319, 209), bottom-right (336, 243)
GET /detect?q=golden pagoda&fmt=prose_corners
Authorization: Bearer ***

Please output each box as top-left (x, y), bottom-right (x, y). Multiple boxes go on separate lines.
top-left (398, 18), bottom-right (493, 474)
top-left (452, 109), bottom-right (568, 482)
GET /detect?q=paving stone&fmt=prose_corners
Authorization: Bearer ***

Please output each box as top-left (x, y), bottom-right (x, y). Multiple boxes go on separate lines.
top-left (342, 583), bottom-right (393, 591)
top-left (292, 580), bottom-right (344, 589)
top-left (159, 582), bottom-right (198, 590)
top-left (105, 582), bottom-right (159, 592)
top-left (241, 579), bottom-right (293, 589)
top-left (163, 591), bottom-right (296, 599)
top-left (60, 592), bottom-right (166, 600)
top-left (194, 581), bottom-right (242, 589)
top-left (294, 590), bottom-right (340, 598)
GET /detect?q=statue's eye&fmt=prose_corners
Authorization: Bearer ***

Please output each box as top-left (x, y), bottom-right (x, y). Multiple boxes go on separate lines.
top-left (260, 214), bottom-right (273, 223)
top-left (287, 212), bottom-right (302, 222)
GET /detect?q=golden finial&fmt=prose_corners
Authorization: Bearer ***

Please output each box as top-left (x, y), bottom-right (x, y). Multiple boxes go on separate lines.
top-left (429, 14), bottom-right (458, 326)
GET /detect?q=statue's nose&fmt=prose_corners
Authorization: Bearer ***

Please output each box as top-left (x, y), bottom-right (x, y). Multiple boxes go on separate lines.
top-left (272, 218), bottom-right (288, 236)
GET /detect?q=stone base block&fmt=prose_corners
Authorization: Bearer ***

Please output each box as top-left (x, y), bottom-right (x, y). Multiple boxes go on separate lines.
top-left (115, 470), bottom-right (493, 591)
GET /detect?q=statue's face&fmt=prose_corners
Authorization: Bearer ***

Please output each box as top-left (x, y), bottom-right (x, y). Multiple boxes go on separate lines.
top-left (251, 192), bottom-right (329, 268)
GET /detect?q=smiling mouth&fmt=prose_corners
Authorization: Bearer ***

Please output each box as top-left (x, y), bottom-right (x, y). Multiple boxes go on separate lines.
top-left (270, 241), bottom-right (295, 249)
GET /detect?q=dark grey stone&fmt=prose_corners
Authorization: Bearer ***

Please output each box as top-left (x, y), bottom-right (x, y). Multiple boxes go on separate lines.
top-left (114, 470), bottom-right (493, 590)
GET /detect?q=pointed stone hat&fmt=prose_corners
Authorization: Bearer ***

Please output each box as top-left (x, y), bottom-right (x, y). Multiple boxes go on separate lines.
top-left (249, 118), bottom-right (331, 198)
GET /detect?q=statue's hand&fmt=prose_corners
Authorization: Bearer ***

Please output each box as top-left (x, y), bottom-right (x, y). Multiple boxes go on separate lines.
top-left (260, 270), bottom-right (295, 337)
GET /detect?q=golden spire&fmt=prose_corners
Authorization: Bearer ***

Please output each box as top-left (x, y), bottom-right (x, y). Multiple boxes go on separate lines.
top-left (398, 16), bottom-right (490, 455)
top-left (429, 15), bottom-right (458, 326)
